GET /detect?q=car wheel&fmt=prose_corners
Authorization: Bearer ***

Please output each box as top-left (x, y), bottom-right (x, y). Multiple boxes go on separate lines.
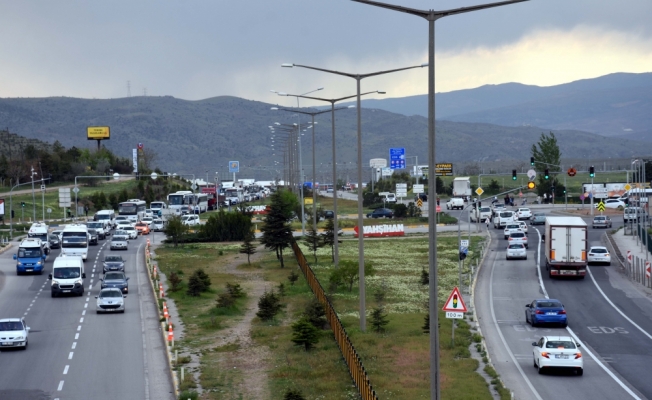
top-left (51, 292), bottom-right (56, 298)
top-left (23, 340), bottom-right (28, 350)
top-left (577, 368), bottom-right (584, 376)
top-left (538, 362), bottom-right (545, 375)
top-left (524, 256), bottom-right (528, 260)
top-left (562, 322), bottom-right (568, 328)
top-left (533, 357), bottom-right (537, 368)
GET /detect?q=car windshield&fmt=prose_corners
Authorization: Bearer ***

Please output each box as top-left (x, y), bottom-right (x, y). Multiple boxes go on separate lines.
top-left (123, 227), bottom-right (135, 231)
top-left (88, 229), bottom-right (97, 234)
top-left (511, 233), bottom-right (525, 238)
top-left (105, 256), bottom-right (123, 262)
top-left (591, 248), bottom-right (608, 254)
top-left (594, 217), bottom-right (606, 221)
top-left (0, 321), bottom-right (23, 331)
top-left (480, 207), bottom-right (491, 212)
top-left (49, 235), bottom-right (59, 240)
top-left (500, 212), bottom-right (513, 217)
top-left (136, 223), bottom-right (146, 227)
top-left (18, 247), bottom-right (42, 258)
top-left (105, 273), bottom-right (125, 280)
top-left (153, 220), bottom-right (162, 224)
top-left (546, 341), bottom-right (576, 349)
top-left (508, 244), bottom-right (524, 249)
top-left (537, 301), bottom-right (562, 308)
top-left (100, 290), bottom-right (122, 298)
top-left (87, 223), bottom-right (103, 229)
top-left (506, 225), bottom-right (520, 229)
top-left (115, 231), bottom-right (128, 236)
top-left (61, 233), bottom-right (88, 248)
top-left (534, 213), bottom-right (545, 217)
top-left (53, 267), bottom-right (81, 279)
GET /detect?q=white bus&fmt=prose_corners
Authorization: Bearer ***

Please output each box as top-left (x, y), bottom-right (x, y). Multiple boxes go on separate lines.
top-left (225, 188), bottom-right (244, 205)
top-left (184, 193), bottom-right (209, 214)
top-left (167, 191), bottom-right (193, 214)
top-left (61, 224), bottom-right (89, 261)
top-left (118, 199), bottom-right (147, 223)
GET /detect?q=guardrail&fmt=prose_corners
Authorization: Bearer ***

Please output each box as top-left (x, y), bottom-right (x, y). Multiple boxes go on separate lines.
top-left (290, 241), bottom-right (378, 400)
top-left (605, 230), bottom-right (651, 288)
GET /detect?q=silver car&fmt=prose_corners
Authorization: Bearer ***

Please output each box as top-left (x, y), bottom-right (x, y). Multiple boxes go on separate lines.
top-left (506, 243), bottom-right (527, 260)
top-left (110, 233), bottom-right (128, 251)
top-left (592, 215), bottom-right (612, 229)
top-left (508, 231), bottom-right (528, 248)
top-left (151, 219), bottom-right (165, 232)
top-left (96, 288), bottom-right (126, 313)
top-left (0, 318), bottom-right (30, 349)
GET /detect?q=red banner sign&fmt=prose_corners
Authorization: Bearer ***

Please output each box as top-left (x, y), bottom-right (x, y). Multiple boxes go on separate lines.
top-left (354, 224), bottom-right (405, 238)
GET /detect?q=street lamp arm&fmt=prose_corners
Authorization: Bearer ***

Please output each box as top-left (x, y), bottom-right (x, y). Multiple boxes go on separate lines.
top-left (272, 106), bottom-right (351, 117)
top-left (286, 63), bottom-right (357, 79)
top-left (360, 63), bottom-right (427, 79)
top-left (439, 0), bottom-right (529, 18)
top-left (351, 0), bottom-right (429, 18)
top-left (281, 90), bottom-right (382, 104)
top-left (352, 0), bottom-right (528, 20)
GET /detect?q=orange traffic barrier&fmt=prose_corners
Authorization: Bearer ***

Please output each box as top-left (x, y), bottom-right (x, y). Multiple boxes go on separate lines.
top-left (167, 324), bottom-right (174, 342)
top-left (159, 282), bottom-right (165, 298)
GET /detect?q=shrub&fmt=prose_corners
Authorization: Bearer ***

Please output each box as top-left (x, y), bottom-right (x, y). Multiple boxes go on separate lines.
top-left (190, 269), bottom-right (211, 292)
top-left (393, 203), bottom-right (408, 218)
top-left (216, 292), bottom-right (235, 308)
top-left (186, 274), bottom-right (203, 297)
top-left (288, 269), bottom-right (299, 286)
top-left (304, 298), bottom-right (327, 329)
top-left (226, 282), bottom-right (245, 298)
top-left (168, 271), bottom-right (182, 292)
top-left (178, 390), bottom-right (198, 400)
top-left (420, 268), bottom-right (429, 285)
top-left (256, 290), bottom-right (282, 321)
top-left (291, 317), bottom-right (320, 351)
top-left (284, 388), bottom-right (306, 400)
top-left (370, 306), bottom-right (389, 333)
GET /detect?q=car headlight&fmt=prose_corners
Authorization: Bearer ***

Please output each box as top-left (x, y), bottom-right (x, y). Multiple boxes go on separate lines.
top-left (52, 280), bottom-right (60, 285)
top-left (36, 260), bottom-right (42, 265)
top-left (14, 335), bottom-right (24, 340)
top-left (75, 279), bottom-right (83, 285)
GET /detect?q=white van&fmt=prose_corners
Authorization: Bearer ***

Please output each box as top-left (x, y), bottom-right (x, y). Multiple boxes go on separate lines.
top-left (379, 192), bottom-right (397, 203)
top-left (95, 210), bottom-right (116, 229)
top-left (60, 224), bottom-right (90, 261)
top-left (49, 255), bottom-right (85, 297)
top-left (28, 222), bottom-right (50, 254)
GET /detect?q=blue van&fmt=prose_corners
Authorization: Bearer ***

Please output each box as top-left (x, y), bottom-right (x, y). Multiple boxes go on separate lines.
top-left (13, 238), bottom-right (47, 275)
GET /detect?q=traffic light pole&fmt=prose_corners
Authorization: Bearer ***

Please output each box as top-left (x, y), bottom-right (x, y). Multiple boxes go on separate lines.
top-left (532, 160), bottom-right (568, 210)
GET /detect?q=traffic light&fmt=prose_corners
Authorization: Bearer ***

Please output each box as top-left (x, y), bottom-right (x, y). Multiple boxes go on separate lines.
top-left (563, 187), bottom-right (566, 194)
top-left (459, 251), bottom-right (467, 261)
top-left (589, 166), bottom-right (595, 178)
top-left (530, 157), bottom-right (535, 166)
top-left (527, 181), bottom-right (536, 190)
top-left (544, 169), bottom-right (549, 180)
top-left (512, 170), bottom-right (517, 180)
top-left (21, 202), bottom-right (25, 207)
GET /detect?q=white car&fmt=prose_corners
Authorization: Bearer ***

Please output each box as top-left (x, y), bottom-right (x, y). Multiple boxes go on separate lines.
top-left (144, 209), bottom-right (154, 218)
top-left (96, 288), bottom-right (126, 314)
top-left (504, 224), bottom-right (523, 240)
top-left (506, 243), bottom-right (527, 260)
top-left (509, 231), bottom-right (528, 248)
top-left (0, 318), bottom-right (30, 349)
top-left (141, 217), bottom-right (154, 226)
top-left (517, 221), bottom-right (528, 235)
top-left (182, 215), bottom-right (200, 226)
top-left (516, 207), bottom-right (532, 220)
top-left (532, 336), bottom-right (583, 376)
top-left (594, 199), bottom-right (625, 209)
top-left (151, 219), bottom-right (165, 232)
top-left (116, 220), bottom-right (134, 230)
top-left (587, 246), bottom-right (611, 265)
top-left (122, 226), bottom-right (138, 239)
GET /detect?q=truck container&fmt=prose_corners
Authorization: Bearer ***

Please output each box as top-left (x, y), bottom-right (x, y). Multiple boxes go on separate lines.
top-left (452, 177), bottom-right (471, 201)
top-left (544, 217), bottom-right (587, 278)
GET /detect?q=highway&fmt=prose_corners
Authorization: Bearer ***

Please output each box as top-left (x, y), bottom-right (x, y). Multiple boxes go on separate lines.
top-left (477, 208), bottom-right (652, 399)
top-left (0, 229), bottom-right (174, 400)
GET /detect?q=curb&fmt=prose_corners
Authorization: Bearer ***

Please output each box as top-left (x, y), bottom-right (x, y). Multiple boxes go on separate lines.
top-left (0, 243), bottom-right (13, 255)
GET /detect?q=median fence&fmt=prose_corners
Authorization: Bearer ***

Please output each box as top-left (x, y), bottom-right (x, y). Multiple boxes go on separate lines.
top-left (290, 241), bottom-right (378, 400)
top-left (144, 239), bottom-right (180, 397)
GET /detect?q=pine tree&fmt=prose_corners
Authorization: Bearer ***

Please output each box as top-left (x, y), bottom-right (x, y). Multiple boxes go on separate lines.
top-left (192, 269), bottom-right (211, 292)
top-left (186, 273), bottom-right (203, 297)
top-left (370, 306), bottom-right (389, 333)
top-left (304, 298), bottom-right (327, 329)
top-left (288, 269), bottom-right (299, 286)
top-left (226, 282), bottom-right (245, 298)
top-left (320, 218), bottom-right (336, 262)
top-left (239, 228), bottom-right (256, 264)
top-left (168, 271), bottom-right (182, 292)
top-left (291, 317), bottom-right (320, 351)
top-left (256, 290), bottom-right (282, 321)
top-left (302, 225), bottom-right (322, 263)
top-left (422, 313), bottom-right (430, 334)
top-left (420, 268), bottom-right (429, 285)
top-left (260, 189), bottom-right (296, 268)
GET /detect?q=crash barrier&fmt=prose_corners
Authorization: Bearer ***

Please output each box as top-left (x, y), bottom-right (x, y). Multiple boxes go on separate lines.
top-left (144, 240), bottom-right (180, 396)
top-left (605, 231), bottom-right (651, 288)
top-left (290, 241), bottom-right (378, 400)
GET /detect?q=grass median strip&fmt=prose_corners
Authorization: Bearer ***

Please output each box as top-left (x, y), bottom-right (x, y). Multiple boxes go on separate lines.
top-left (155, 234), bottom-right (496, 399)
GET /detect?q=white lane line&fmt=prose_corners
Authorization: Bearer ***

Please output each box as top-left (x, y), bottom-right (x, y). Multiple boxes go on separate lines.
top-left (26, 308), bottom-right (31, 312)
top-left (535, 228), bottom-right (641, 400)
top-left (68, 352), bottom-right (73, 360)
top-left (489, 255), bottom-right (543, 400)
top-left (79, 317), bottom-right (84, 323)
top-left (75, 333), bottom-right (79, 340)
top-left (82, 310), bottom-right (86, 315)
top-left (91, 273), bottom-right (94, 278)
top-left (58, 381), bottom-right (64, 391)
top-left (63, 365), bottom-right (69, 374)
top-left (72, 342), bottom-right (77, 349)
top-left (77, 325), bottom-right (81, 331)
top-left (84, 303), bottom-right (88, 309)
top-left (587, 267), bottom-right (652, 340)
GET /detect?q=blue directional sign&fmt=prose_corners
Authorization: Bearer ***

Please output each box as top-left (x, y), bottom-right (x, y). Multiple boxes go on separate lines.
top-left (229, 161), bottom-right (239, 173)
top-left (389, 148), bottom-right (406, 170)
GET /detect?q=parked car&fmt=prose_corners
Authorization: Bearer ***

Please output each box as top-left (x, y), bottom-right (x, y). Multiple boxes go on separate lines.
top-left (96, 288), bottom-right (126, 314)
top-left (103, 255), bottom-right (126, 273)
top-left (0, 318), bottom-right (30, 349)
top-left (531, 212), bottom-right (546, 225)
top-left (594, 199), bottom-right (625, 209)
top-left (532, 336), bottom-right (582, 375)
top-left (587, 246), bottom-right (611, 265)
top-left (592, 216), bottom-right (612, 229)
top-left (366, 208), bottom-right (394, 219)
top-left (525, 299), bottom-right (567, 327)
top-left (100, 271), bottom-right (130, 293)
top-left (506, 243), bottom-right (527, 260)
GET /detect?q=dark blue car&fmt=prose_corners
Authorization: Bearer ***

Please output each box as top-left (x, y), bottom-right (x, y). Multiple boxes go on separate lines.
top-left (525, 299), bottom-right (567, 327)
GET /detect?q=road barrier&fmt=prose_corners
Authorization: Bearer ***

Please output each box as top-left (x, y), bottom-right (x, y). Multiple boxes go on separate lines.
top-left (290, 241), bottom-right (378, 400)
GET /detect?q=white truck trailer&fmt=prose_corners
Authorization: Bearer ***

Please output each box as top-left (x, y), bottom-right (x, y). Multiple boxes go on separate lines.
top-left (452, 177), bottom-right (471, 201)
top-left (544, 217), bottom-right (588, 279)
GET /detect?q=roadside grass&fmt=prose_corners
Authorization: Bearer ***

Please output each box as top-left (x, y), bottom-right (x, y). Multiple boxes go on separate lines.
top-left (155, 234), bottom-right (492, 399)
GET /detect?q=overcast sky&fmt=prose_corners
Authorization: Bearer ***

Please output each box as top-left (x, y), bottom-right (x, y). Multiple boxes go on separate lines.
top-left (1, 0), bottom-right (651, 107)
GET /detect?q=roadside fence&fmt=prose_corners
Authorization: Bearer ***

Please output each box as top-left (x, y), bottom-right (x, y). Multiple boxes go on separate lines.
top-left (290, 241), bottom-right (378, 400)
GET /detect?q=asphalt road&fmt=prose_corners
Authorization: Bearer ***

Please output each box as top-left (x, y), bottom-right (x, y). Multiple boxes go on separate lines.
top-left (0, 230), bottom-right (174, 400)
top-left (477, 208), bottom-right (652, 399)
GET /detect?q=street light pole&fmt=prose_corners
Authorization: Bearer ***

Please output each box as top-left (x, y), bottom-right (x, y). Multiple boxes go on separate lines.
top-left (31, 166), bottom-right (37, 221)
top-left (349, 0), bottom-right (528, 397)
top-left (283, 62), bottom-right (426, 332)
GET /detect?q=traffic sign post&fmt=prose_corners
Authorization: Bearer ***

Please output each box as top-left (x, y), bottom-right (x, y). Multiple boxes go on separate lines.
top-left (442, 287), bottom-right (467, 346)
top-left (389, 148), bottom-right (406, 170)
top-left (475, 187), bottom-right (484, 196)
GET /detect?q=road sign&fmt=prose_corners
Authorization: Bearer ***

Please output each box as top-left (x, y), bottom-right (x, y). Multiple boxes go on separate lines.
top-left (47, 208), bottom-right (52, 213)
top-left (527, 169), bottom-right (536, 181)
top-left (646, 261), bottom-right (651, 279)
top-left (413, 184), bottom-right (424, 194)
top-left (396, 183), bottom-right (407, 189)
top-left (59, 188), bottom-right (71, 207)
top-left (442, 287), bottom-right (468, 313)
top-left (597, 201), bottom-right (606, 212)
top-left (624, 183), bottom-right (632, 191)
top-left (41, 184), bottom-right (46, 191)
top-left (460, 239), bottom-right (469, 247)
top-left (229, 161), bottom-right (240, 173)
top-left (389, 148), bottom-right (406, 170)
top-left (475, 187), bottom-right (484, 196)
top-left (369, 158), bottom-right (387, 168)
top-left (445, 312), bottom-right (464, 319)
top-left (416, 198), bottom-right (423, 208)
top-left (435, 163), bottom-right (453, 176)
top-left (72, 186), bottom-right (79, 194)
top-left (304, 197), bottom-right (313, 205)
top-left (568, 167), bottom-right (577, 177)
top-left (191, 183), bottom-right (198, 191)
top-left (579, 194), bottom-right (585, 201)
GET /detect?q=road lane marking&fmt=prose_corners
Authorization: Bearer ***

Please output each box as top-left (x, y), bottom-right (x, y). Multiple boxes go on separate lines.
top-left (68, 352), bottom-right (73, 360)
top-left (63, 365), bottom-right (69, 374)
top-left (72, 342), bottom-right (76, 349)
top-left (587, 267), bottom-right (652, 341)
top-left (58, 381), bottom-right (64, 391)
top-left (77, 325), bottom-right (81, 331)
top-left (489, 256), bottom-right (543, 400)
top-left (535, 228), bottom-right (641, 400)
top-left (79, 317), bottom-right (84, 323)
top-left (75, 333), bottom-right (79, 340)
top-left (84, 303), bottom-right (88, 309)
top-left (82, 310), bottom-right (86, 316)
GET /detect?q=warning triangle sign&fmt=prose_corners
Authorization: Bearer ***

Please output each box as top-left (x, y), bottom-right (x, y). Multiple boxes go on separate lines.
top-left (442, 287), bottom-right (468, 313)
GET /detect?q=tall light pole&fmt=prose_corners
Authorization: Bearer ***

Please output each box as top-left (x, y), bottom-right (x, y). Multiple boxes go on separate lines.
top-left (271, 105), bottom-right (355, 233)
top-left (282, 62), bottom-right (427, 332)
top-left (349, 1), bottom-right (528, 398)
top-left (275, 90), bottom-right (385, 267)
top-left (30, 166), bottom-right (37, 221)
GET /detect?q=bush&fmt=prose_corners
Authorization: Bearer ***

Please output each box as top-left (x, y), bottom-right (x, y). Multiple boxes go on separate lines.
top-left (393, 203), bottom-right (408, 218)
top-left (284, 388), bottom-right (306, 400)
top-left (168, 271), bottom-right (182, 292)
top-left (200, 209), bottom-right (253, 242)
top-left (256, 290), bottom-right (282, 321)
top-left (186, 274), bottom-right (203, 297)
top-left (304, 298), bottom-right (327, 329)
top-left (216, 292), bottom-right (235, 308)
top-left (288, 269), bottom-right (299, 286)
top-left (370, 306), bottom-right (389, 333)
top-left (193, 269), bottom-right (211, 292)
top-left (178, 390), bottom-right (198, 400)
top-left (226, 282), bottom-right (245, 298)
top-left (291, 317), bottom-right (320, 351)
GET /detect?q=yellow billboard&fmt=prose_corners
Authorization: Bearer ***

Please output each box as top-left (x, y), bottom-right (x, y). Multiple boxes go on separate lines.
top-left (304, 198), bottom-right (313, 205)
top-left (87, 126), bottom-right (110, 140)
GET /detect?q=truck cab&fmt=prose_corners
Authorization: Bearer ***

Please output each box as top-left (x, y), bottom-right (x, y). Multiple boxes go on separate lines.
top-left (14, 238), bottom-right (47, 275)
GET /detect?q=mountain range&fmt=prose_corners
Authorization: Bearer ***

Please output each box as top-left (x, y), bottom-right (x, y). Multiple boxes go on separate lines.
top-left (0, 72), bottom-right (651, 178)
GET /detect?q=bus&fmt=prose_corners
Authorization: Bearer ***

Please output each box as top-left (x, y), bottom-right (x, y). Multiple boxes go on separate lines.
top-left (118, 199), bottom-right (147, 223)
top-left (61, 224), bottom-right (89, 261)
top-left (167, 191), bottom-right (193, 214)
top-left (184, 193), bottom-right (209, 214)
